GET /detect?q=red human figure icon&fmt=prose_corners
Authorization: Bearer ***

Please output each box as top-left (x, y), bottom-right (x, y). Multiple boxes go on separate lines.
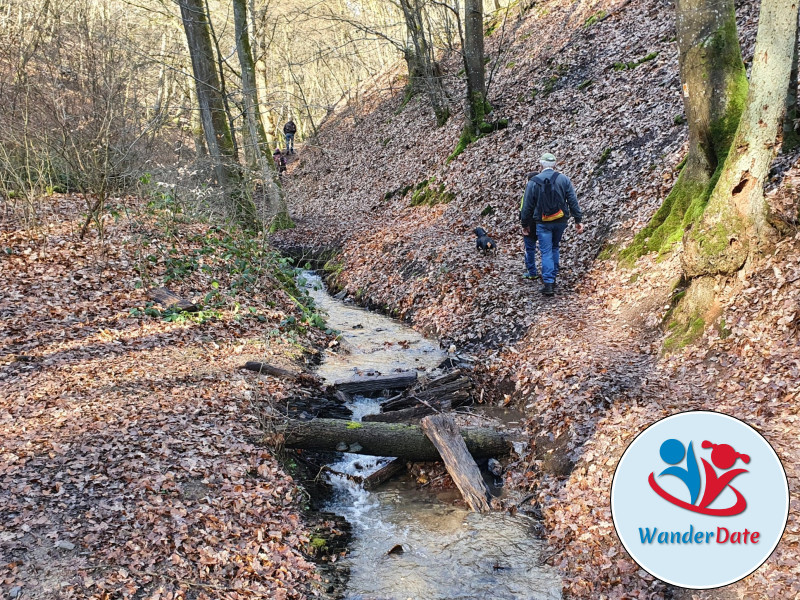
top-left (698, 441), bottom-right (750, 511)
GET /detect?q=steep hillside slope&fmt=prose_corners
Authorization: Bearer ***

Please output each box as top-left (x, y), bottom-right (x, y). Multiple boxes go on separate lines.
top-left (274, 0), bottom-right (799, 596)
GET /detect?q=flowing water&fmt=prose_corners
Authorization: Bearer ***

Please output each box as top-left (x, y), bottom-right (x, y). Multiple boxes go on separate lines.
top-left (300, 273), bottom-right (562, 600)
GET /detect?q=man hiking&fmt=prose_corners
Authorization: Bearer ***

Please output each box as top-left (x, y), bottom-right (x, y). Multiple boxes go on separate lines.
top-left (283, 118), bottom-right (297, 154)
top-left (520, 174), bottom-right (540, 281)
top-left (520, 152), bottom-right (584, 296)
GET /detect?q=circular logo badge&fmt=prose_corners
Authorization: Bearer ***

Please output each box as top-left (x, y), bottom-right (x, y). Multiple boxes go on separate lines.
top-left (611, 411), bottom-right (789, 589)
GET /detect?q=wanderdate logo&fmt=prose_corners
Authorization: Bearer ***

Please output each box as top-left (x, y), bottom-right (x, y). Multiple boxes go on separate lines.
top-left (649, 438), bottom-right (749, 516)
top-left (611, 411), bottom-right (789, 589)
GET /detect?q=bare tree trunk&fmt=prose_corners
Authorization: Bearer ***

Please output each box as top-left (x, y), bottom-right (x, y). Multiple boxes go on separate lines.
top-left (463, 0), bottom-right (487, 133)
top-left (622, 0), bottom-right (747, 260)
top-left (186, 81), bottom-right (207, 159)
top-left (448, 0), bottom-right (488, 158)
top-left (152, 32), bottom-right (168, 120)
top-left (398, 0), bottom-right (449, 126)
top-left (178, 0), bottom-right (258, 229)
top-left (232, 0), bottom-right (292, 230)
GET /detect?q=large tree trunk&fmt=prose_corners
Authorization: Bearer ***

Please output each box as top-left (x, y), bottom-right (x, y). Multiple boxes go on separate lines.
top-left (186, 82), bottom-right (207, 159)
top-left (463, 0), bottom-right (487, 136)
top-left (667, 0), bottom-right (800, 350)
top-left (232, 0), bottom-right (292, 230)
top-left (179, 0), bottom-right (258, 229)
top-left (683, 0), bottom-right (800, 277)
top-left (622, 0), bottom-right (747, 261)
top-left (278, 418), bottom-right (514, 462)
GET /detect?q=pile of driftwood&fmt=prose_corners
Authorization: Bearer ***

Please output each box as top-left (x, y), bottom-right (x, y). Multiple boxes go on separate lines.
top-left (293, 370), bottom-right (507, 512)
top-left (361, 370), bottom-right (472, 423)
top-left (243, 360), bottom-right (508, 512)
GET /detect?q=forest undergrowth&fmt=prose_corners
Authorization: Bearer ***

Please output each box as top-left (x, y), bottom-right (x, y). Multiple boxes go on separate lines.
top-left (0, 194), bottom-right (329, 599)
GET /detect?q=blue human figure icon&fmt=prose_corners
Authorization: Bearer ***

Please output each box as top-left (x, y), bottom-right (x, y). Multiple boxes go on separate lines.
top-left (658, 439), bottom-right (701, 505)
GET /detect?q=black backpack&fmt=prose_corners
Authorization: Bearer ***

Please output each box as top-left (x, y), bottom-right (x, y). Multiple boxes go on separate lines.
top-left (534, 171), bottom-right (565, 222)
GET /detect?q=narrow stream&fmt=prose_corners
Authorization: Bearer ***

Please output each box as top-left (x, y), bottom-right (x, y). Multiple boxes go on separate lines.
top-left (300, 273), bottom-right (562, 600)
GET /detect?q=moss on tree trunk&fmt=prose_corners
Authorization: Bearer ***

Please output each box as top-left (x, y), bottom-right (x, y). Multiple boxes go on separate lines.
top-left (621, 0), bottom-right (747, 264)
top-left (664, 0), bottom-right (800, 350)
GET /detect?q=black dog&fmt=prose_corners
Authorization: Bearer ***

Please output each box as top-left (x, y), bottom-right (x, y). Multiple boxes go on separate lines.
top-left (474, 227), bottom-right (497, 253)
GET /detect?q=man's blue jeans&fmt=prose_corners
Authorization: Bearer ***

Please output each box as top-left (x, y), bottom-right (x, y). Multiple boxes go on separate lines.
top-left (536, 222), bottom-right (568, 283)
top-left (523, 232), bottom-right (538, 277)
top-left (285, 133), bottom-right (294, 151)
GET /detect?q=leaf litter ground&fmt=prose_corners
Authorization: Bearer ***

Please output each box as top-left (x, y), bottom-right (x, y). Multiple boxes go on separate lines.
top-left (1, 196), bottom-right (327, 599)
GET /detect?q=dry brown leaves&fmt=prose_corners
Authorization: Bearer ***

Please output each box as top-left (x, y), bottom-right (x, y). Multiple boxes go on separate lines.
top-left (1, 196), bottom-right (320, 599)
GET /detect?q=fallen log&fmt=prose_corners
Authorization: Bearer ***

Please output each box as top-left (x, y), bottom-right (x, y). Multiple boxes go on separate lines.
top-left (363, 458), bottom-right (406, 490)
top-left (150, 287), bottom-right (198, 312)
top-left (362, 404), bottom-right (442, 423)
top-left (243, 361), bottom-right (299, 379)
top-left (421, 414), bottom-right (490, 512)
top-left (333, 371), bottom-right (417, 394)
top-left (279, 418), bottom-right (513, 461)
top-left (380, 375), bottom-right (471, 412)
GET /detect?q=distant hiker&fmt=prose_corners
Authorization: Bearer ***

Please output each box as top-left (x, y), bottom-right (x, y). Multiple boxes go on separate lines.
top-left (520, 152), bottom-right (584, 296)
top-left (283, 118), bottom-right (297, 154)
top-left (520, 175), bottom-right (539, 281)
top-left (474, 227), bottom-right (497, 253)
top-left (273, 148), bottom-right (287, 175)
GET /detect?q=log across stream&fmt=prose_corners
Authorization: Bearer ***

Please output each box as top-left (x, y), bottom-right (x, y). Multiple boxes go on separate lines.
top-left (299, 272), bottom-right (562, 599)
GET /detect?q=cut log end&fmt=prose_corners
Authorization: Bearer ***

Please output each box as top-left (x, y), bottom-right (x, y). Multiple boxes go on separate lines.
top-left (150, 287), bottom-right (198, 312)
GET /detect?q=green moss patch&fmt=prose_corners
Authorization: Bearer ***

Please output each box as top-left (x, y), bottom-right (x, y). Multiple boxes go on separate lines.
top-left (268, 211), bottom-right (295, 233)
top-left (620, 170), bottom-right (708, 264)
top-left (664, 315), bottom-right (706, 352)
top-left (613, 51), bottom-right (659, 71)
top-left (410, 178), bottom-right (455, 207)
top-left (584, 10), bottom-right (607, 27)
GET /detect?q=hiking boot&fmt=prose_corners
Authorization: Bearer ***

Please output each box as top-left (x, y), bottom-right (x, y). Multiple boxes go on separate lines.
top-left (522, 272), bottom-right (540, 281)
top-left (541, 282), bottom-right (555, 296)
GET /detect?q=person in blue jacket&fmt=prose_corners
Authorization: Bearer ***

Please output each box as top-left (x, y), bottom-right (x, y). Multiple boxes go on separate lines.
top-left (520, 152), bottom-right (585, 296)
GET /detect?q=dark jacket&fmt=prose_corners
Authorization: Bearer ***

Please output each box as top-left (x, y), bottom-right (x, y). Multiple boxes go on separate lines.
top-left (520, 168), bottom-right (582, 228)
top-left (283, 121), bottom-right (297, 134)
